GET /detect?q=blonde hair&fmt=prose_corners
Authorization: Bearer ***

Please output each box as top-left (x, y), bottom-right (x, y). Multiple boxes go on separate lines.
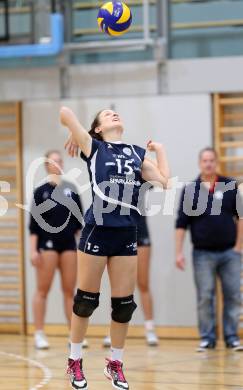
top-left (45, 150), bottom-right (61, 159)
top-left (44, 150), bottom-right (62, 170)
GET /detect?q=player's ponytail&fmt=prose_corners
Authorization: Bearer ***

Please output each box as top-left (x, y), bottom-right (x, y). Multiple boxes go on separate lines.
top-left (89, 111), bottom-right (103, 141)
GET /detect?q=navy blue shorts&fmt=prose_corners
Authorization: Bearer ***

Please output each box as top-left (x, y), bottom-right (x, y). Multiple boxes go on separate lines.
top-left (78, 224), bottom-right (137, 257)
top-left (38, 236), bottom-right (77, 254)
top-left (137, 216), bottom-right (151, 247)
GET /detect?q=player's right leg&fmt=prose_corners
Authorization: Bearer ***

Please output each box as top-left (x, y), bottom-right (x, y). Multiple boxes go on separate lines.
top-left (59, 250), bottom-right (88, 348)
top-left (67, 250), bottom-right (107, 390)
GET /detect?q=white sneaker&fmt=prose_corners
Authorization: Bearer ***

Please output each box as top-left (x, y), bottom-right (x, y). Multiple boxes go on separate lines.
top-left (196, 340), bottom-right (216, 352)
top-left (34, 331), bottom-right (49, 350)
top-left (103, 336), bottom-right (111, 348)
top-left (146, 331), bottom-right (159, 346)
top-left (82, 339), bottom-right (89, 349)
top-left (226, 340), bottom-right (243, 352)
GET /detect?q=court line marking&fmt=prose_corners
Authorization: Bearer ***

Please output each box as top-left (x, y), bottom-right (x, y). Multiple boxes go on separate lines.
top-left (0, 351), bottom-right (52, 390)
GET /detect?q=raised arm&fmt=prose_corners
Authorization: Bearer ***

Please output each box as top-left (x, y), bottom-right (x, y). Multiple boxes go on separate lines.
top-left (141, 142), bottom-right (170, 189)
top-left (60, 106), bottom-right (92, 158)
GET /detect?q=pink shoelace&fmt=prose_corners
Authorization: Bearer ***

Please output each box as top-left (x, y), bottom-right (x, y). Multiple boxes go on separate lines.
top-left (68, 359), bottom-right (84, 381)
top-left (109, 360), bottom-right (126, 382)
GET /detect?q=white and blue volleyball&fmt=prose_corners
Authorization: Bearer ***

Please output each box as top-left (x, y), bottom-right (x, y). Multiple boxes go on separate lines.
top-left (97, 1), bottom-right (132, 36)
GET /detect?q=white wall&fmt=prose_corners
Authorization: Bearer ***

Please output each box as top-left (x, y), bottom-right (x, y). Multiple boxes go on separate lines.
top-left (1, 56), bottom-right (243, 101)
top-left (166, 56), bottom-right (243, 94)
top-left (23, 94), bottom-right (212, 326)
top-left (0, 68), bottom-right (60, 101)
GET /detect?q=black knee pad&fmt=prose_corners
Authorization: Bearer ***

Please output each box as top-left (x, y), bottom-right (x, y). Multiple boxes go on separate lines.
top-left (111, 295), bottom-right (137, 323)
top-left (73, 289), bottom-right (100, 318)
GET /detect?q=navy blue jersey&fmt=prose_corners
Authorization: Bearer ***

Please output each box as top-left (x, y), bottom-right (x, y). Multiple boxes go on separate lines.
top-left (176, 175), bottom-right (242, 251)
top-left (81, 139), bottom-right (146, 227)
top-left (29, 181), bottom-right (83, 240)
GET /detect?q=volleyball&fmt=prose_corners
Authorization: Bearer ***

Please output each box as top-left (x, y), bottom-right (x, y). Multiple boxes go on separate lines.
top-left (97, 1), bottom-right (132, 37)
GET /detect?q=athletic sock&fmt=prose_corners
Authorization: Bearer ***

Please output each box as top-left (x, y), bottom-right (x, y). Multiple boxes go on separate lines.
top-left (111, 347), bottom-right (124, 362)
top-left (35, 329), bottom-right (45, 335)
top-left (69, 342), bottom-right (83, 361)
top-left (145, 320), bottom-right (154, 332)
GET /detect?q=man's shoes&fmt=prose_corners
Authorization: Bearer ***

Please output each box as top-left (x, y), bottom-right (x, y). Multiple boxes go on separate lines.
top-left (196, 339), bottom-right (216, 352)
top-left (226, 340), bottom-right (243, 352)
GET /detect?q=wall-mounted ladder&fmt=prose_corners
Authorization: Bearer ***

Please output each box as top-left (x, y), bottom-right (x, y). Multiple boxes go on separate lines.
top-left (214, 93), bottom-right (243, 335)
top-left (0, 102), bottom-right (25, 334)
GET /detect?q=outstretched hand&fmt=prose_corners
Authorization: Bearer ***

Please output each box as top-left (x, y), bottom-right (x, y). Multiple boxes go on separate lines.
top-left (147, 140), bottom-right (163, 152)
top-left (64, 134), bottom-right (79, 158)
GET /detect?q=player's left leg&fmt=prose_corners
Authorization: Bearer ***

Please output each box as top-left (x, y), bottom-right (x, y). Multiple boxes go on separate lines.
top-left (105, 255), bottom-right (137, 390)
top-left (137, 245), bottom-right (158, 346)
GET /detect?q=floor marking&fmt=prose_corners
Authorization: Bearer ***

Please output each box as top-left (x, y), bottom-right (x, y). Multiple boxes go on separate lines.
top-left (0, 351), bottom-right (52, 390)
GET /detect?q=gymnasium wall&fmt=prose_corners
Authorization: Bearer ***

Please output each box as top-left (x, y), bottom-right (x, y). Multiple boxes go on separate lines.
top-left (1, 56), bottom-right (243, 101)
top-left (23, 94), bottom-right (212, 327)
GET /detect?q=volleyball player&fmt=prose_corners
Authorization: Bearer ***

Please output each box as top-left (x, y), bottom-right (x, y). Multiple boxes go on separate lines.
top-left (103, 212), bottom-right (158, 348)
top-left (29, 150), bottom-right (86, 349)
top-left (61, 107), bottom-right (170, 390)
